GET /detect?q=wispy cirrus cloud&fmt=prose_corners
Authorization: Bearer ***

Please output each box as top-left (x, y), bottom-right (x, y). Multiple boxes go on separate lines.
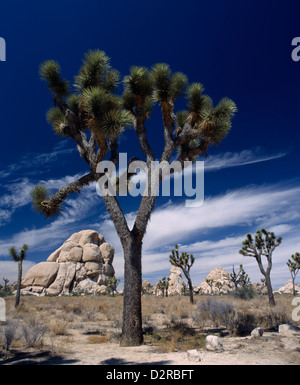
top-left (204, 147), bottom-right (287, 172)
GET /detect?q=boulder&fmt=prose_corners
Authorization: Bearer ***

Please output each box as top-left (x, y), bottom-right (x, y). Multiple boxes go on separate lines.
top-left (21, 262), bottom-right (59, 288)
top-left (46, 262), bottom-right (76, 296)
top-left (100, 243), bottom-right (114, 263)
top-left (187, 349), bottom-right (201, 362)
top-left (278, 324), bottom-right (300, 335)
top-left (21, 230), bottom-right (115, 296)
top-left (206, 335), bottom-right (223, 351)
top-left (251, 327), bottom-right (263, 339)
top-left (82, 244), bottom-right (102, 262)
top-left (168, 266), bottom-right (185, 295)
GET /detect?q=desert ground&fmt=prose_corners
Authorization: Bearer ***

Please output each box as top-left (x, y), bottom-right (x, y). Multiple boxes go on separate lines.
top-left (0, 294), bottom-right (299, 365)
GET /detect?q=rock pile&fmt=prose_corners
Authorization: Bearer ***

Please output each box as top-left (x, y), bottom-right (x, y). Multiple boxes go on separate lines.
top-left (195, 267), bottom-right (232, 294)
top-left (21, 230), bottom-right (115, 296)
top-left (275, 280), bottom-right (300, 295)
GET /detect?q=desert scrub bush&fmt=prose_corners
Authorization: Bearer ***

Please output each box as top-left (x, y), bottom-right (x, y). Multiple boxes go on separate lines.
top-left (233, 285), bottom-right (256, 300)
top-left (49, 319), bottom-right (69, 336)
top-left (22, 317), bottom-right (47, 347)
top-left (195, 297), bottom-right (236, 329)
top-left (257, 306), bottom-right (291, 331)
top-left (1, 322), bottom-right (18, 351)
top-left (230, 311), bottom-right (256, 336)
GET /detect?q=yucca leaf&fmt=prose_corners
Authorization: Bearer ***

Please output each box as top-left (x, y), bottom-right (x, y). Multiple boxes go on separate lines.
top-left (46, 107), bottom-right (68, 135)
top-left (124, 66), bottom-right (153, 96)
top-left (39, 60), bottom-right (70, 97)
top-left (74, 49), bottom-right (110, 90)
top-left (186, 83), bottom-right (205, 111)
top-left (30, 185), bottom-right (49, 215)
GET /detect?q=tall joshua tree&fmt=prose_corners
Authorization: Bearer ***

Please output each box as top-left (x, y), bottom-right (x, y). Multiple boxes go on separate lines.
top-left (287, 252), bottom-right (300, 296)
top-left (169, 244), bottom-right (195, 304)
top-left (239, 228), bottom-right (282, 306)
top-left (31, 50), bottom-right (237, 346)
top-left (9, 244), bottom-right (28, 307)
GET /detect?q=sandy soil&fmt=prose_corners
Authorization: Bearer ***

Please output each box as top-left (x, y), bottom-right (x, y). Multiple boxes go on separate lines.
top-left (2, 329), bottom-right (299, 365)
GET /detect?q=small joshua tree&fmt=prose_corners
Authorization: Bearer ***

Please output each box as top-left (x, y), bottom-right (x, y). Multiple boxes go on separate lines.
top-left (107, 276), bottom-right (120, 297)
top-left (215, 281), bottom-right (223, 295)
top-left (169, 244), bottom-right (195, 304)
top-left (229, 264), bottom-right (251, 290)
top-left (3, 277), bottom-right (9, 292)
top-left (287, 252), bottom-right (300, 296)
top-left (239, 228), bottom-right (282, 306)
top-left (157, 276), bottom-right (170, 297)
top-left (9, 244), bottom-right (29, 307)
top-left (205, 278), bottom-right (214, 295)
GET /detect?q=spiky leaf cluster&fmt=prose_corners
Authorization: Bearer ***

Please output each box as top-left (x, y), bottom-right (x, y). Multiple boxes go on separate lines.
top-left (74, 50), bottom-right (118, 91)
top-left (30, 185), bottom-right (62, 218)
top-left (239, 228), bottom-right (282, 258)
top-left (39, 60), bottom-right (70, 97)
top-left (151, 63), bottom-right (188, 104)
top-left (169, 243), bottom-right (195, 270)
top-left (287, 252), bottom-right (300, 276)
top-left (9, 244), bottom-right (29, 262)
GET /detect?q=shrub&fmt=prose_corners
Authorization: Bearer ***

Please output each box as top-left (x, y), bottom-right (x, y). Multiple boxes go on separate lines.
top-left (2, 322), bottom-right (18, 351)
top-left (196, 297), bottom-right (236, 328)
top-left (234, 286), bottom-right (256, 300)
top-left (230, 311), bottom-right (256, 336)
top-left (22, 317), bottom-right (47, 347)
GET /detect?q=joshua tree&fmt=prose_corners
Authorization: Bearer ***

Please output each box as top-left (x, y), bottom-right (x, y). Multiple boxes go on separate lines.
top-left (8, 244), bottom-right (28, 307)
top-left (287, 252), bottom-right (300, 296)
top-left (157, 276), bottom-right (170, 297)
top-left (3, 277), bottom-right (9, 292)
top-left (107, 276), bottom-right (120, 297)
top-left (30, 50), bottom-right (236, 346)
top-left (215, 281), bottom-right (223, 295)
top-left (169, 244), bottom-right (195, 304)
top-left (229, 264), bottom-right (250, 290)
top-left (205, 278), bottom-right (214, 295)
top-left (239, 228), bottom-right (282, 306)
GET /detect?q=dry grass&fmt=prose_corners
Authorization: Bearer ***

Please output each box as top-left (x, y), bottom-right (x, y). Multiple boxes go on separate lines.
top-left (0, 293), bottom-right (299, 357)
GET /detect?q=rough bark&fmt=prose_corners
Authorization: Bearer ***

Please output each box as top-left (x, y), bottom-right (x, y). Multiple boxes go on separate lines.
top-left (15, 261), bottom-right (22, 307)
top-left (120, 234), bottom-right (143, 346)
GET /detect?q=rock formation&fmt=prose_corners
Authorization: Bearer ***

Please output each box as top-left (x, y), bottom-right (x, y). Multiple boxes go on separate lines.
top-left (274, 280), bottom-right (300, 295)
top-left (195, 267), bottom-right (232, 294)
top-left (21, 230), bottom-right (115, 296)
top-left (167, 266), bottom-right (185, 295)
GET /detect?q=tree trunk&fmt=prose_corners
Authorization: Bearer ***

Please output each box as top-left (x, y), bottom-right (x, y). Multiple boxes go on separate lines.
top-left (120, 234), bottom-right (143, 346)
top-left (187, 278), bottom-right (194, 304)
top-left (15, 261), bottom-right (22, 308)
top-left (265, 273), bottom-right (276, 307)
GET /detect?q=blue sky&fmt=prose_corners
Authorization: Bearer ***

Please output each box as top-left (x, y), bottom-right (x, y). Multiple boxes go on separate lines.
top-left (0, 0), bottom-right (300, 289)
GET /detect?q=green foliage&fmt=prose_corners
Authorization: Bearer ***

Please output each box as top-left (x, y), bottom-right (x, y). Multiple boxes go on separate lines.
top-left (30, 185), bottom-right (49, 214)
top-left (74, 49), bottom-right (111, 91)
top-left (239, 228), bottom-right (282, 257)
top-left (169, 244), bottom-right (195, 269)
top-left (107, 276), bottom-right (120, 296)
top-left (39, 60), bottom-right (70, 97)
top-left (9, 244), bottom-right (28, 262)
top-left (123, 66), bottom-right (153, 97)
top-left (30, 185), bottom-right (62, 218)
top-left (151, 63), bottom-right (188, 103)
top-left (82, 86), bottom-right (132, 138)
top-left (46, 107), bottom-right (67, 136)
